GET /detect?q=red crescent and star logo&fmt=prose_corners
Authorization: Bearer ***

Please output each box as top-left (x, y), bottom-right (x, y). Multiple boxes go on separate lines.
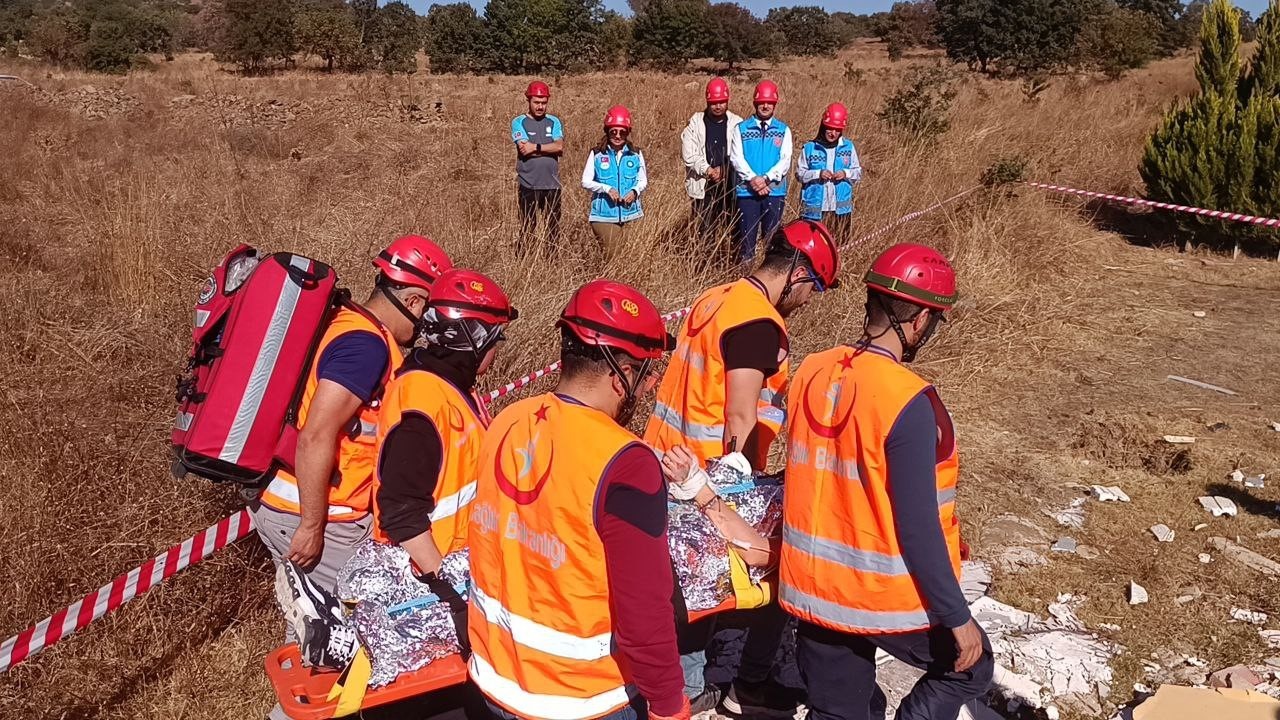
top-left (493, 409), bottom-right (554, 505)
top-left (800, 360), bottom-right (855, 440)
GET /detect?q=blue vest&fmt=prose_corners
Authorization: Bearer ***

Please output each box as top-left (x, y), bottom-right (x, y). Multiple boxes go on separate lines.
top-left (799, 138), bottom-right (856, 220)
top-left (735, 117), bottom-right (790, 198)
top-left (587, 147), bottom-right (645, 224)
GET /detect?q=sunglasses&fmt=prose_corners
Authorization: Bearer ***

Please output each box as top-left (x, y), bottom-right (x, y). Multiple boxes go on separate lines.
top-left (607, 128), bottom-right (629, 136)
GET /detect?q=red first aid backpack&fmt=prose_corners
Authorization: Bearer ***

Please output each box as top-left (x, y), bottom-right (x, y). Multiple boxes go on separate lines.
top-left (171, 246), bottom-right (346, 486)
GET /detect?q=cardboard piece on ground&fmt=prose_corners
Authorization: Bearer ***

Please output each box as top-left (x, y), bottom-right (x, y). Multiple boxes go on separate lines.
top-left (1133, 684), bottom-right (1280, 720)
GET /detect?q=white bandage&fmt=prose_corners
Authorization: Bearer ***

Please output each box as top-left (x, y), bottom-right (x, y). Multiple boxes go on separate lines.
top-left (715, 451), bottom-right (753, 477)
top-left (669, 465), bottom-right (710, 502)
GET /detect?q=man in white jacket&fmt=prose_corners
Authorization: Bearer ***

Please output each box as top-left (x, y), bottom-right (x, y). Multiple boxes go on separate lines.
top-left (682, 77), bottom-right (743, 252)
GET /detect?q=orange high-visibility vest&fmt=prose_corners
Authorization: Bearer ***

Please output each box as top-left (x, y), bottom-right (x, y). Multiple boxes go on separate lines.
top-left (370, 369), bottom-right (486, 554)
top-left (468, 393), bottom-right (641, 720)
top-left (261, 308), bottom-right (402, 522)
top-left (644, 279), bottom-right (788, 469)
top-left (780, 345), bottom-right (961, 634)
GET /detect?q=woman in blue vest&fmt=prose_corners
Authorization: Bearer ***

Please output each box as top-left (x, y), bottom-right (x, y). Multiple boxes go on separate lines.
top-left (797, 102), bottom-right (861, 243)
top-left (581, 105), bottom-right (648, 261)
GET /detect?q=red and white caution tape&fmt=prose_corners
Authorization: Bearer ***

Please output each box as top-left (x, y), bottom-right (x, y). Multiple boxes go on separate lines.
top-left (0, 509), bottom-right (255, 674)
top-left (1028, 181), bottom-right (1280, 228)
top-left (845, 186), bottom-right (981, 250)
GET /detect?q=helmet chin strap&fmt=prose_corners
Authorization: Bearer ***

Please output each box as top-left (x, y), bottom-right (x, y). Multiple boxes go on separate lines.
top-left (869, 295), bottom-right (939, 363)
top-left (381, 285), bottom-right (420, 327)
top-left (601, 346), bottom-right (652, 425)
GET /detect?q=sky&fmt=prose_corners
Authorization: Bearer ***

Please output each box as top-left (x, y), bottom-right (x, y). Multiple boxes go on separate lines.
top-left (405, 0), bottom-right (1274, 17)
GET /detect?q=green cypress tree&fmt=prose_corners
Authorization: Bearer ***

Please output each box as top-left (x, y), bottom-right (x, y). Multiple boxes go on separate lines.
top-left (1194, 0), bottom-right (1241, 100)
top-left (1244, 0), bottom-right (1280, 102)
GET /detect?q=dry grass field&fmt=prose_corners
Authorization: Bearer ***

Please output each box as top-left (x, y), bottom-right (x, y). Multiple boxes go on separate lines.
top-left (1, 39), bottom-right (1279, 719)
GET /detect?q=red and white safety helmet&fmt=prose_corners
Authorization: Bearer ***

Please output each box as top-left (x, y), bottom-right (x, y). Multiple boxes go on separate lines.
top-left (774, 219), bottom-right (841, 290)
top-left (422, 268), bottom-right (518, 354)
top-left (822, 102), bottom-right (848, 130)
top-left (753, 80), bottom-right (780, 104)
top-left (864, 243), bottom-right (957, 311)
top-left (706, 77), bottom-right (730, 103)
top-left (373, 235), bottom-right (453, 290)
top-left (604, 105), bottom-right (632, 130)
top-left (557, 280), bottom-right (674, 361)
top-left (525, 81), bottom-right (550, 99)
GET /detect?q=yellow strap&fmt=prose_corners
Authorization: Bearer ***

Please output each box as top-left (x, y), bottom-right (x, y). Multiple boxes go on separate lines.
top-left (327, 647), bottom-right (372, 717)
top-left (728, 548), bottom-right (773, 609)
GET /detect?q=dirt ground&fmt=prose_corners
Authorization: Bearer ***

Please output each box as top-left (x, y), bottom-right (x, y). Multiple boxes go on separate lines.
top-left (0, 42), bottom-right (1278, 720)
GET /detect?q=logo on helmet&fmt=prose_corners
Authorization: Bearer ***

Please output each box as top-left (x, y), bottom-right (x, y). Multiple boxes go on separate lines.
top-left (469, 280), bottom-right (485, 292)
top-left (197, 276), bottom-right (217, 305)
top-left (620, 299), bottom-right (640, 317)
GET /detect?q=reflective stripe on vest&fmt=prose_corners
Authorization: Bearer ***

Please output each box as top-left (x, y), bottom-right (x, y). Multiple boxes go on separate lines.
top-left (371, 369), bottom-right (486, 553)
top-left (468, 393), bottom-right (638, 720)
top-left (644, 280), bottom-right (788, 469)
top-left (260, 308), bottom-right (401, 522)
top-left (780, 345), bottom-right (961, 635)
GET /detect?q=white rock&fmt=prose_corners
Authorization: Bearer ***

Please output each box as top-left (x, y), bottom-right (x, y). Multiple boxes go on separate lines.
top-left (1194, 523), bottom-right (1209, 531)
top-left (1163, 435), bottom-right (1196, 444)
top-left (1246, 474), bottom-right (1267, 489)
top-left (1199, 553), bottom-right (1213, 563)
top-left (1186, 656), bottom-right (1209, 668)
top-left (1099, 623), bottom-right (1121, 631)
top-left (1269, 421), bottom-right (1280, 432)
top-left (1260, 629), bottom-right (1280, 648)
top-left (1199, 496), bottom-right (1238, 517)
top-left (1229, 469), bottom-right (1246, 483)
top-left (1052, 537), bottom-right (1078, 553)
top-left (1150, 524), bottom-right (1176, 542)
top-left (1129, 581), bottom-right (1149, 605)
top-left (1045, 497), bottom-right (1087, 529)
top-left (1092, 485), bottom-right (1131, 502)
top-left (1258, 529), bottom-right (1280, 539)
top-left (1192, 311), bottom-right (1207, 318)
top-left (1232, 607), bottom-right (1269, 625)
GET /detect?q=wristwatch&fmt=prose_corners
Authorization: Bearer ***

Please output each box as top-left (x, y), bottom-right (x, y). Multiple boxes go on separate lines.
top-left (536, 143), bottom-right (542, 153)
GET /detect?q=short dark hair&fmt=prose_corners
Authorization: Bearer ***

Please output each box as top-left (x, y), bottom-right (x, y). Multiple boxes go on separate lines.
top-left (757, 230), bottom-right (815, 277)
top-left (558, 327), bottom-right (645, 381)
top-left (866, 289), bottom-right (927, 325)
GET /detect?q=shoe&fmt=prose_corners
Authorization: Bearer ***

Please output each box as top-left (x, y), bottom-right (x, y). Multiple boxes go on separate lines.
top-left (274, 560), bottom-right (358, 669)
top-left (720, 679), bottom-right (798, 718)
top-left (690, 685), bottom-right (723, 715)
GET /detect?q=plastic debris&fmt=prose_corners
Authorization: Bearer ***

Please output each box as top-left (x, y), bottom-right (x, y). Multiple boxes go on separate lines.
top-left (1210, 665), bottom-right (1264, 689)
top-left (1164, 435), bottom-right (1197, 444)
top-left (1231, 608), bottom-right (1269, 625)
top-left (1200, 496), bottom-right (1239, 517)
top-left (1195, 523), bottom-right (1209, 531)
top-left (1167, 375), bottom-right (1238, 395)
top-left (1175, 586), bottom-right (1203, 605)
top-left (1046, 497), bottom-right (1087, 529)
top-left (1130, 580), bottom-right (1149, 605)
top-left (1150, 524), bottom-right (1176, 542)
top-left (1192, 311), bottom-right (1207, 318)
top-left (1200, 553), bottom-right (1214, 564)
top-left (1245, 474), bottom-right (1266, 489)
top-left (1209, 537), bottom-right (1280, 577)
top-left (1092, 485), bottom-right (1131, 502)
top-left (1052, 537), bottom-right (1079, 553)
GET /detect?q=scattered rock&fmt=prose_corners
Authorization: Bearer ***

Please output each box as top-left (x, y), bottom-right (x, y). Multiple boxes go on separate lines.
top-left (169, 94), bottom-right (197, 105)
top-left (1150, 524), bottom-right (1176, 542)
top-left (1099, 623), bottom-right (1121, 631)
top-left (1209, 664), bottom-right (1263, 689)
top-left (1207, 421), bottom-right (1230, 432)
top-left (1194, 523), bottom-right (1209, 531)
top-left (1231, 607), bottom-right (1269, 625)
top-left (1186, 656), bottom-right (1209, 668)
top-left (1192, 311), bottom-right (1207, 318)
top-left (960, 560), bottom-right (992, 603)
top-left (1076, 544), bottom-right (1101, 560)
top-left (1052, 537), bottom-right (1079, 553)
top-left (1269, 420), bottom-right (1280, 432)
top-left (984, 515), bottom-right (1051, 573)
top-left (1169, 666), bottom-right (1209, 686)
top-left (1175, 585), bottom-right (1202, 605)
top-left (1209, 537), bottom-right (1280, 576)
top-left (1260, 630), bottom-right (1280, 648)
top-left (1045, 497), bottom-right (1087, 529)
top-left (1264, 657), bottom-right (1280, 671)
top-left (1163, 435), bottom-right (1196, 444)
top-left (1257, 529), bottom-right (1280, 539)
top-left (1092, 485), bottom-right (1131, 502)
top-left (1229, 469), bottom-right (1246, 484)
top-left (1129, 580), bottom-right (1149, 605)
top-left (1199, 553), bottom-right (1213, 564)
top-left (1246, 474), bottom-right (1267, 489)
top-left (1048, 594), bottom-right (1087, 631)
top-left (1199, 496), bottom-right (1239, 517)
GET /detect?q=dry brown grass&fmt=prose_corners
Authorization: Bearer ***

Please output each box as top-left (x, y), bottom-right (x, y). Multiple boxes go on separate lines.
top-left (0, 40), bottom-right (1277, 719)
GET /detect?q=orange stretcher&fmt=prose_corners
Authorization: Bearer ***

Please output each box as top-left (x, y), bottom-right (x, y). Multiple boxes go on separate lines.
top-left (264, 644), bottom-right (468, 720)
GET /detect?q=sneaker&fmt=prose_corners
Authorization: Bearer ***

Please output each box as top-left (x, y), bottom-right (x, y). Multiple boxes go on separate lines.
top-left (720, 679), bottom-right (797, 718)
top-left (274, 560), bottom-right (357, 669)
top-left (690, 685), bottom-right (724, 715)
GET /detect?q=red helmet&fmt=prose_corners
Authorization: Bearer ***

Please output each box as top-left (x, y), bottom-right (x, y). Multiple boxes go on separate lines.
top-left (774, 219), bottom-right (841, 290)
top-left (525, 81), bottom-right (550, 99)
top-left (822, 102), bottom-right (848, 130)
top-left (428, 268), bottom-right (518, 325)
top-left (864, 243), bottom-right (957, 311)
top-left (373, 235), bottom-right (453, 290)
top-left (557, 280), bottom-right (674, 361)
top-left (753, 80), bottom-right (779, 104)
top-left (604, 105), bottom-right (632, 130)
top-left (706, 77), bottom-right (730, 103)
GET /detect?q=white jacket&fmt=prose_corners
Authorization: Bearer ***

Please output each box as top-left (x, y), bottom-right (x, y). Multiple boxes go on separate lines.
top-left (680, 110), bottom-right (744, 200)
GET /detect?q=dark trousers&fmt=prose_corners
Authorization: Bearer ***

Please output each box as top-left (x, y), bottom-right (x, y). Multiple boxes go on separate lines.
top-left (796, 621), bottom-right (994, 720)
top-left (737, 602), bottom-right (790, 684)
top-left (517, 186), bottom-right (561, 254)
top-left (735, 194), bottom-right (785, 264)
top-left (486, 697), bottom-right (645, 720)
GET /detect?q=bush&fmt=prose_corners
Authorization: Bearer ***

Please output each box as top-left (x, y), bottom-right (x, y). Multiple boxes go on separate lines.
top-left (366, 1), bottom-right (420, 74)
top-left (595, 11), bottom-right (632, 69)
top-left (630, 0), bottom-right (707, 69)
top-left (295, 4), bottom-right (359, 71)
top-left (479, 0), bottom-right (604, 74)
top-left (936, 0), bottom-right (1093, 75)
top-left (878, 0), bottom-right (938, 61)
top-left (877, 65), bottom-right (960, 144)
top-left (705, 2), bottom-right (771, 69)
top-left (1078, 4), bottom-right (1160, 79)
top-left (216, 0), bottom-right (298, 72)
top-left (764, 6), bottom-right (841, 57)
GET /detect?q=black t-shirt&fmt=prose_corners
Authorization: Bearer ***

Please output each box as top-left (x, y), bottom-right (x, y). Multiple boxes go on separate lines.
top-left (720, 319), bottom-right (784, 378)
